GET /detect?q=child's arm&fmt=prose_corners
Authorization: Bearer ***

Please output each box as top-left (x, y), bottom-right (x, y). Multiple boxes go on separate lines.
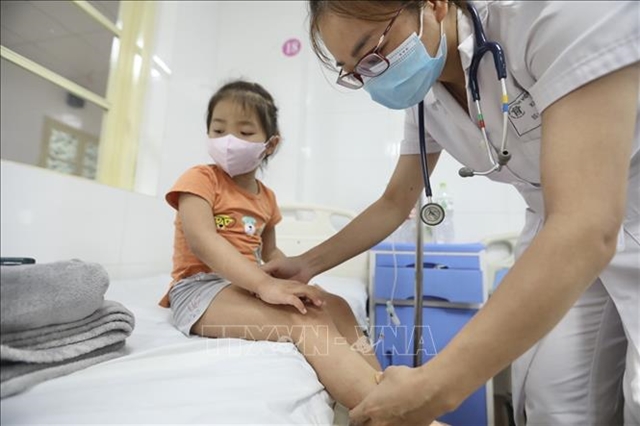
top-left (179, 193), bottom-right (323, 313)
top-left (261, 225), bottom-right (286, 263)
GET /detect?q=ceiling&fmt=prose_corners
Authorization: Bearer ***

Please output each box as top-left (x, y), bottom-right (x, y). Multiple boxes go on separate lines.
top-left (0, 0), bottom-right (120, 97)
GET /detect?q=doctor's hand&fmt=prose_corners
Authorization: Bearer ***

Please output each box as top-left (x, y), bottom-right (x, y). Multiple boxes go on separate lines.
top-left (255, 277), bottom-right (324, 314)
top-left (350, 365), bottom-right (443, 426)
top-left (262, 255), bottom-right (313, 284)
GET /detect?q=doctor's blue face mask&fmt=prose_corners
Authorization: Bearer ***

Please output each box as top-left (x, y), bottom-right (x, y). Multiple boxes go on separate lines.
top-left (363, 12), bottom-right (447, 110)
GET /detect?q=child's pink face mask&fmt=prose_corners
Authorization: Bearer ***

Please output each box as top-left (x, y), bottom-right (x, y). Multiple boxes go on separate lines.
top-left (206, 134), bottom-right (270, 177)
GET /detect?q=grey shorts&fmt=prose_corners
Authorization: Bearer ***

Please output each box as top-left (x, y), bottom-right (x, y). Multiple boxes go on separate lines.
top-left (168, 272), bottom-right (231, 336)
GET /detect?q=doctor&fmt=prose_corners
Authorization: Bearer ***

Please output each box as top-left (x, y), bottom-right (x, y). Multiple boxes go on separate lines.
top-left (265, 1), bottom-right (640, 425)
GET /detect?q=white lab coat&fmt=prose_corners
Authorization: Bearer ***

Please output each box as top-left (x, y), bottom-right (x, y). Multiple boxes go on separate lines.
top-left (401, 1), bottom-right (640, 424)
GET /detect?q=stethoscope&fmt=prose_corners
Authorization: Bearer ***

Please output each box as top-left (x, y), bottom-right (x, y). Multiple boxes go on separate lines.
top-left (419, 3), bottom-right (510, 226)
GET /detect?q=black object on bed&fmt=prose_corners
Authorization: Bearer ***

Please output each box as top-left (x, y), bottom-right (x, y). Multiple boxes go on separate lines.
top-left (0, 258), bottom-right (36, 266)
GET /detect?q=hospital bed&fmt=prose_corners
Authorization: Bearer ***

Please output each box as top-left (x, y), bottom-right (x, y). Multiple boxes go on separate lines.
top-left (0, 205), bottom-right (368, 426)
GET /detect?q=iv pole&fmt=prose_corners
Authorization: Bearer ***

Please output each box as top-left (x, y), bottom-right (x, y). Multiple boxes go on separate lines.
top-left (413, 198), bottom-right (424, 367)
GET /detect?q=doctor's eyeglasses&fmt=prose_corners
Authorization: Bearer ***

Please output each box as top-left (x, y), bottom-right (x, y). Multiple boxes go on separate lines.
top-left (336, 7), bottom-right (404, 90)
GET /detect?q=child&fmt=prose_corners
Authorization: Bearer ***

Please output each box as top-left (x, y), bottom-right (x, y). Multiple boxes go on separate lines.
top-left (159, 80), bottom-right (382, 409)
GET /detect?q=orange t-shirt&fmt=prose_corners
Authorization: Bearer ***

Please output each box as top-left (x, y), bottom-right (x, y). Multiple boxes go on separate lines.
top-left (159, 164), bottom-right (282, 307)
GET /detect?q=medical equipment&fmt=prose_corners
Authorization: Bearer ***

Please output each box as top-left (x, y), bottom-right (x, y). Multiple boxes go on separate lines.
top-left (371, 240), bottom-right (401, 348)
top-left (374, 203), bottom-right (428, 367)
top-left (417, 100), bottom-right (447, 226)
top-left (418, 3), bottom-right (511, 225)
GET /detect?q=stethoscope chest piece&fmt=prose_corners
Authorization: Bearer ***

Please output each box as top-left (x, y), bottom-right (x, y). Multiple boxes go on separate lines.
top-left (420, 202), bottom-right (445, 226)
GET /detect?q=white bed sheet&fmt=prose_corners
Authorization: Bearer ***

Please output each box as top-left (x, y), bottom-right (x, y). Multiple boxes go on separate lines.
top-left (1, 274), bottom-right (368, 425)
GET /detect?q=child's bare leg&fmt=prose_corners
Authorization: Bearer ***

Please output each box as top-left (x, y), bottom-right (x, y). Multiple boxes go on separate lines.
top-left (319, 290), bottom-right (382, 371)
top-left (192, 285), bottom-right (377, 409)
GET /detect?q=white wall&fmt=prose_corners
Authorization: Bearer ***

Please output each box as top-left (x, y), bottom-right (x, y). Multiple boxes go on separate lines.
top-left (0, 1), bottom-right (527, 279)
top-left (0, 160), bottom-right (174, 279)
top-left (150, 1), bottom-right (223, 198)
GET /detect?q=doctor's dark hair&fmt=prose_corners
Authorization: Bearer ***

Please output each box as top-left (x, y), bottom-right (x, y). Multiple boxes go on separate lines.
top-left (205, 80), bottom-right (280, 139)
top-left (308, 0), bottom-right (466, 70)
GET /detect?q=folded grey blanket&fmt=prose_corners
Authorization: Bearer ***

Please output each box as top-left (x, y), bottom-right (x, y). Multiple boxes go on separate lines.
top-left (1, 342), bottom-right (126, 399)
top-left (0, 260), bottom-right (109, 333)
top-left (0, 301), bottom-right (134, 398)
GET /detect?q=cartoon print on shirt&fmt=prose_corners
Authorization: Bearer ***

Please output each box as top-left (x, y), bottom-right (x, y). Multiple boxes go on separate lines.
top-left (242, 216), bottom-right (258, 236)
top-left (214, 214), bottom-right (236, 230)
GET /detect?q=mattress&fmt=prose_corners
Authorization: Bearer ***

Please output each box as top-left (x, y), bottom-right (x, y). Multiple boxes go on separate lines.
top-left (1, 274), bottom-right (368, 425)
